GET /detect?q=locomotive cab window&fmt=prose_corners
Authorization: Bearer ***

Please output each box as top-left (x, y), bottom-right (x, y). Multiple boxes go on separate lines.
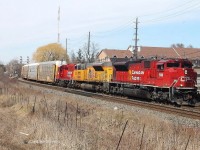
top-left (114, 65), bottom-right (128, 71)
top-left (157, 64), bottom-right (164, 70)
top-left (167, 62), bottom-right (179, 68)
top-left (93, 66), bottom-right (104, 71)
top-left (144, 61), bottom-right (150, 68)
top-left (75, 65), bottom-right (80, 70)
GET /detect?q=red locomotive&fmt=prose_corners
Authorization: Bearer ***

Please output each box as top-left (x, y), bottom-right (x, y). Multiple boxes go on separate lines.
top-left (111, 58), bottom-right (198, 105)
top-left (56, 64), bottom-right (75, 86)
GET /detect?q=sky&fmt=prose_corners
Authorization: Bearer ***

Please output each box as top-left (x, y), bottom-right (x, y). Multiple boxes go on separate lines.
top-left (0, 0), bottom-right (200, 64)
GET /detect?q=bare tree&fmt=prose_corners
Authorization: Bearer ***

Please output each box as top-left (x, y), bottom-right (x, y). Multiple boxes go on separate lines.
top-left (187, 44), bottom-right (193, 48)
top-left (76, 49), bottom-right (85, 63)
top-left (6, 59), bottom-right (22, 77)
top-left (82, 42), bottom-right (99, 63)
top-left (171, 43), bottom-right (185, 48)
top-left (70, 51), bottom-right (77, 63)
top-left (171, 43), bottom-right (195, 48)
top-left (70, 41), bottom-right (99, 63)
top-left (0, 62), bottom-right (5, 77)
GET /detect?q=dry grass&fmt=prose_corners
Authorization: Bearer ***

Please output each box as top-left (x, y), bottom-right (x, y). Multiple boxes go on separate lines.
top-left (0, 78), bottom-right (199, 150)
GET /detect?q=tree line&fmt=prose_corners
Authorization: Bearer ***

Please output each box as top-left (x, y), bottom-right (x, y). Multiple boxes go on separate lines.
top-left (170, 43), bottom-right (193, 48)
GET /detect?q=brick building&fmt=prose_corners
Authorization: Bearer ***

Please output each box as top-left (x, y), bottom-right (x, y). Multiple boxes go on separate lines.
top-left (96, 49), bottom-right (133, 62)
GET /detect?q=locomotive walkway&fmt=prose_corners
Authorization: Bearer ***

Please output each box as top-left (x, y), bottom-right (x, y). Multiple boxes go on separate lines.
top-left (19, 78), bottom-right (200, 120)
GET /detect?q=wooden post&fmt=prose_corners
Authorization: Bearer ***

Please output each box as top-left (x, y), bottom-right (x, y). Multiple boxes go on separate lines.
top-left (0, 88), bottom-right (2, 95)
top-left (64, 102), bottom-right (68, 123)
top-left (32, 96), bottom-right (36, 113)
top-left (116, 120), bottom-right (128, 150)
top-left (139, 124), bottom-right (145, 150)
top-left (76, 103), bottom-right (78, 128)
top-left (185, 135), bottom-right (191, 150)
top-left (43, 95), bottom-right (49, 116)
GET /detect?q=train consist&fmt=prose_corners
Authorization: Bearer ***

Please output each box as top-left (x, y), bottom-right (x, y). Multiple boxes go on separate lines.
top-left (21, 58), bottom-right (200, 106)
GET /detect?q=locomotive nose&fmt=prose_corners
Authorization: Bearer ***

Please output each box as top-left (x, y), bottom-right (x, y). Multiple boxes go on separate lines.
top-left (180, 68), bottom-right (197, 87)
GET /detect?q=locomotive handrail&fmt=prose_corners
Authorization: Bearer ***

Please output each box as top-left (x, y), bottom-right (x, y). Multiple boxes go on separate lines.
top-left (170, 77), bottom-right (179, 88)
top-left (192, 79), bottom-right (197, 86)
top-left (169, 78), bottom-right (179, 100)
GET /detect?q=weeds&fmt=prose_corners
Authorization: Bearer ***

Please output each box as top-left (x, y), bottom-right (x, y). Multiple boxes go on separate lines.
top-left (0, 78), bottom-right (199, 149)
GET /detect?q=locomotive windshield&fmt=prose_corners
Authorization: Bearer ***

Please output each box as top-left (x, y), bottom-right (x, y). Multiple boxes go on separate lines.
top-left (167, 62), bottom-right (179, 68)
top-left (157, 64), bottom-right (164, 70)
top-left (75, 64), bottom-right (86, 70)
top-left (182, 62), bottom-right (192, 68)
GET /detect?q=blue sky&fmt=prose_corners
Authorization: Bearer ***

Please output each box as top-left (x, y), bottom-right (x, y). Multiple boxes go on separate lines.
top-left (0, 0), bottom-right (200, 64)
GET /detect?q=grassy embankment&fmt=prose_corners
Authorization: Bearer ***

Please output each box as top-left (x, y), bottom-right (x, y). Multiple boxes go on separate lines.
top-left (0, 77), bottom-right (199, 150)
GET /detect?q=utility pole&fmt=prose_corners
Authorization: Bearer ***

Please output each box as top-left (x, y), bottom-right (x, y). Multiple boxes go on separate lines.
top-left (57, 0), bottom-right (61, 43)
top-left (66, 38), bottom-right (68, 54)
top-left (134, 17), bottom-right (139, 59)
top-left (87, 31), bottom-right (91, 62)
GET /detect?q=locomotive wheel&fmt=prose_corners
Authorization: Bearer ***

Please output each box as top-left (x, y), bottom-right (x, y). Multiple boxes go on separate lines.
top-left (103, 86), bottom-right (109, 94)
top-left (188, 99), bottom-right (196, 107)
top-left (172, 97), bottom-right (183, 107)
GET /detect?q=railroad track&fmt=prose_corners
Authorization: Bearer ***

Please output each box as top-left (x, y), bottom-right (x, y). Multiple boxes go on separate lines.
top-left (18, 78), bottom-right (200, 120)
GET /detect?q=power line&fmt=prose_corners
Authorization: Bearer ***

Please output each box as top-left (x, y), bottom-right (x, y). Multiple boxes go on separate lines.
top-left (62, 0), bottom-right (200, 51)
top-left (57, 0), bottom-right (61, 43)
top-left (94, 0), bottom-right (200, 36)
top-left (92, 21), bottom-right (132, 37)
top-left (86, 1), bottom-right (200, 41)
top-left (142, 1), bottom-right (200, 23)
top-left (139, 0), bottom-right (198, 18)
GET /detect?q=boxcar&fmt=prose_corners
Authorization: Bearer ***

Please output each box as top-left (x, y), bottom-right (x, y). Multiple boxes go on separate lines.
top-left (21, 64), bottom-right (29, 79)
top-left (38, 61), bottom-right (66, 83)
top-left (27, 63), bottom-right (39, 81)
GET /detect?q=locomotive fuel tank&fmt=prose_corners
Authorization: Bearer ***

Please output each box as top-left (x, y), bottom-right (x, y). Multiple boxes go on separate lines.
top-left (123, 88), bottom-right (151, 99)
top-left (80, 83), bottom-right (96, 91)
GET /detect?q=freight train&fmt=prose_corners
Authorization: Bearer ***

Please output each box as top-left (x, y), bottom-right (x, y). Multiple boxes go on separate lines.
top-left (21, 58), bottom-right (200, 106)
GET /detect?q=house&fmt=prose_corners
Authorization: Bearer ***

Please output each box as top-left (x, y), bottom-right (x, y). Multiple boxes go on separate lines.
top-left (137, 46), bottom-right (200, 67)
top-left (96, 49), bottom-right (133, 62)
top-left (137, 46), bottom-right (200, 59)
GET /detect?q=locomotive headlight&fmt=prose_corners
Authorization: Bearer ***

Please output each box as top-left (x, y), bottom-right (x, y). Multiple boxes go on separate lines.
top-left (184, 70), bottom-right (187, 74)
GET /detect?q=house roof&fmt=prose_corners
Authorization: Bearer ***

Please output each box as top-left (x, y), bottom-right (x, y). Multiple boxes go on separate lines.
top-left (97, 49), bottom-right (133, 58)
top-left (138, 46), bottom-right (200, 60)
